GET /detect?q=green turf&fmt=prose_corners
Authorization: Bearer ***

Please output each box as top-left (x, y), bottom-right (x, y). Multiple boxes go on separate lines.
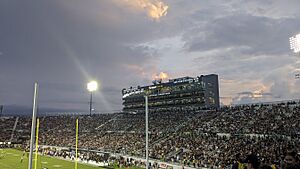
top-left (0, 148), bottom-right (106, 169)
top-left (0, 149), bottom-right (144, 169)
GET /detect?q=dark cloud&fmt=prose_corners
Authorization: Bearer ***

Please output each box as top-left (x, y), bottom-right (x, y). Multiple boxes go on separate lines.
top-left (184, 14), bottom-right (300, 55)
top-left (1, 0), bottom-right (300, 114)
top-left (233, 91), bottom-right (277, 105)
top-left (0, 0), bottom-right (161, 114)
top-left (237, 91), bottom-right (273, 96)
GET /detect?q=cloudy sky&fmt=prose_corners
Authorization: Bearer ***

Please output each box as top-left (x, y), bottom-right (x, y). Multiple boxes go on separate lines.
top-left (0, 0), bottom-right (300, 114)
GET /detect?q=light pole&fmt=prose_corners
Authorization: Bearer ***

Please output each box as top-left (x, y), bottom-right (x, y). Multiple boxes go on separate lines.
top-left (87, 81), bottom-right (98, 116)
top-left (145, 95), bottom-right (149, 169)
top-left (290, 33), bottom-right (300, 79)
top-left (28, 82), bottom-right (39, 169)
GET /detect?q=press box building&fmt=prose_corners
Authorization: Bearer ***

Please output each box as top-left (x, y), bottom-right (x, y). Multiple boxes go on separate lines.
top-left (122, 74), bottom-right (219, 113)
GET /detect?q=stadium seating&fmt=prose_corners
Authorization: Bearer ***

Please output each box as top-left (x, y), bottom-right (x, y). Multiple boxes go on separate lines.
top-left (0, 101), bottom-right (300, 168)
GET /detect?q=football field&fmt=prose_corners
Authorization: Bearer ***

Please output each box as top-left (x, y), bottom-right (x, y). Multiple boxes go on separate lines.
top-left (0, 149), bottom-right (111, 169)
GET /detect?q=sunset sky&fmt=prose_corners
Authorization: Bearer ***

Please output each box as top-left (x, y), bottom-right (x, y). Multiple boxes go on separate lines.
top-left (0, 0), bottom-right (300, 114)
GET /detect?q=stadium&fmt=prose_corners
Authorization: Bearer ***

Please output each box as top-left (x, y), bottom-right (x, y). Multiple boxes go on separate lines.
top-left (1, 74), bottom-right (300, 168)
top-left (1, 1), bottom-right (300, 169)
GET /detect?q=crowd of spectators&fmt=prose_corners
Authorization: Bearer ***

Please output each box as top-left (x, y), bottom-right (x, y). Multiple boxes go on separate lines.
top-left (0, 117), bottom-right (14, 141)
top-left (0, 101), bottom-right (300, 168)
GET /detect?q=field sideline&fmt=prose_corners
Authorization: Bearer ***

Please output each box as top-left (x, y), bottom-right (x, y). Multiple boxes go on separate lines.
top-left (0, 148), bottom-right (135, 169)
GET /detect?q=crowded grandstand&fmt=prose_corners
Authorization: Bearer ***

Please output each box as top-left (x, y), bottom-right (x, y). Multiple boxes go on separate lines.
top-left (1, 100), bottom-right (300, 169)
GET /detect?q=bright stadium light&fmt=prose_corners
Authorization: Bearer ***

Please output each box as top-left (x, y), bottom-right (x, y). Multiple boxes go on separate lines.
top-left (87, 81), bottom-right (98, 116)
top-left (290, 33), bottom-right (300, 80)
top-left (87, 81), bottom-right (98, 92)
top-left (290, 33), bottom-right (300, 53)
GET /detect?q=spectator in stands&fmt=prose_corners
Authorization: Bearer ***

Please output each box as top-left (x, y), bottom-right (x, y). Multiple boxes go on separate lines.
top-left (1, 101), bottom-right (300, 168)
top-left (245, 154), bottom-right (260, 169)
top-left (259, 165), bottom-right (272, 169)
top-left (232, 153), bottom-right (244, 169)
top-left (283, 150), bottom-right (299, 169)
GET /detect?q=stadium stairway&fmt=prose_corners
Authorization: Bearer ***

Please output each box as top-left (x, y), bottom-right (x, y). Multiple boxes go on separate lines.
top-left (9, 117), bottom-right (18, 142)
top-left (95, 114), bottom-right (121, 130)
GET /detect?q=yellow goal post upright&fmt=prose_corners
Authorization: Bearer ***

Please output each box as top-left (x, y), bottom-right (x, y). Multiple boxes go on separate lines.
top-left (34, 118), bottom-right (40, 169)
top-left (75, 118), bottom-right (79, 169)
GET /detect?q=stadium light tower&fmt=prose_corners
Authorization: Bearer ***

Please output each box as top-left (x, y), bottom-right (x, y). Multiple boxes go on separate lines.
top-left (290, 33), bottom-right (300, 55)
top-left (290, 33), bottom-right (300, 80)
top-left (87, 81), bottom-right (98, 116)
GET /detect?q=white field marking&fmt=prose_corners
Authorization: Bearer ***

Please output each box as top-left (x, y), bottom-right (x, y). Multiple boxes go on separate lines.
top-left (53, 164), bottom-right (63, 167)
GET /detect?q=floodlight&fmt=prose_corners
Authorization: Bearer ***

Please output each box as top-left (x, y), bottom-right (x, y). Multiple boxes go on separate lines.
top-left (87, 81), bottom-right (98, 92)
top-left (87, 81), bottom-right (98, 116)
top-left (290, 33), bottom-right (300, 53)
